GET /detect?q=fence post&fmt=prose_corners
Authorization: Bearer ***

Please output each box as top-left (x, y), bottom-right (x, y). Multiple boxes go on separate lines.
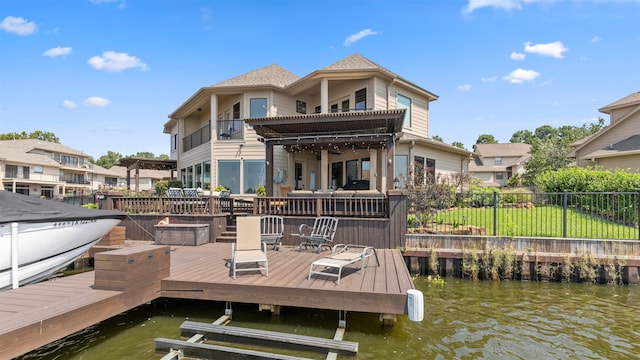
top-left (563, 190), bottom-right (568, 238)
top-left (637, 191), bottom-right (640, 241)
top-left (493, 191), bottom-right (497, 236)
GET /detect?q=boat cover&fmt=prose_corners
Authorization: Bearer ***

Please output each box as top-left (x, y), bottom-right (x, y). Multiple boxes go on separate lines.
top-left (0, 190), bottom-right (125, 224)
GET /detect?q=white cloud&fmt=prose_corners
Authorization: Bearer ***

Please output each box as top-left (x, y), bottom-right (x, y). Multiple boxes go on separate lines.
top-left (591, 36), bottom-right (602, 43)
top-left (90, 0), bottom-right (126, 7)
top-left (524, 41), bottom-right (568, 58)
top-left (344, 29), bottom-right (379, 46)
top-left (84, 96), bottom-right (111, 107)
top-left (510, 51), bottom-right (526, 60)
top-left (481, 75), bottom-right (498, 82)
top-left (43, 46), bottom-right (72, 58)
top-left (87, 51), bottom-right (149, 72)
top-left (0, 16), bottom-right (37, 36)
top-left (62, 100), bottom-right (77, 109)
top-left (503, 68), bottom-right (540, 83)
top-left (458, 84), bottom-right (472, 92)
top-left (463, 0), bottom-right (526, 14)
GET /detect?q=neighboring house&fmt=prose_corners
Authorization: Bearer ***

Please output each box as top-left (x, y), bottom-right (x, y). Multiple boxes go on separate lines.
top-left (0, 139), bottom-right (118, 198)
top-left (110, 165), bottom-right (172, 192)
top-left (164, 53), bottom-right (474, 196)
top-left (571, 92), bottom-right (640, 172)
top-left (469, 143), bottom-right (531, 187)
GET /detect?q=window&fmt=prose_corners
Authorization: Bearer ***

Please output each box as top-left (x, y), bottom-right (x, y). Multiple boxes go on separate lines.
top-left (34, 166), bottom-right (43, 173)
top-left (342, 99), bottom-right (350, 112)
top-left (243, 160), bottom-right (266, 194)
top-left (203, 161), bottom-right (211, 190)
top-left (330, 104), bottom-right (338, 113)
top-left (361, 158), bottom-right (370, 180)
top-left (296, 100), bottom-right (306, 114)
top-left (22, 166), bottom-right (29, 180)
top-left (413, 156), bottom-right (435, 184)
top-left (355, 88), bottom-right (366, 110)
top-left (496, 173), bottom-right (504, 180)
top-left (394, 155), bottom-right (408, 188)
top-left (331, 162), bottom-right (343, 189)
top-left (186, 166), bottom-right (194, 188)
top-left (195, 163), bottom-right (203, 188)
top-left (495, 157), bottom-right (502, 165)
top-left (172, 134), bottom-right (177, 150)
top-left (397, 93), bottom-right (412, 127)
top-left (5, 164), bottom-right (17, 178)
top-left (314, 105), bottom-right (321, 114)
top-left (250, 98), bottom-right (267, 118)
top-left (233, 102), bottom-right (240, 119)
top-left (218, 160), bottom-right (240, 194)
top-left (346, 160), bottom-right (358, 182)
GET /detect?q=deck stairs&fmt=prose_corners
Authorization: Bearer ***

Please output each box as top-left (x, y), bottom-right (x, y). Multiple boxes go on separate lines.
top-left (216, 225), bottom-right (236, 243)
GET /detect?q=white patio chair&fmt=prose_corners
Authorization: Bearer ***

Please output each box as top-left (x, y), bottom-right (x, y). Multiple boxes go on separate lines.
top-left (231, 216), bottom-right (268, 279)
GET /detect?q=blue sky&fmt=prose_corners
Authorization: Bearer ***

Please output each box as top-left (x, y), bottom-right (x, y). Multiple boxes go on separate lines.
top-left (1, 0), bottom-right (639, 159)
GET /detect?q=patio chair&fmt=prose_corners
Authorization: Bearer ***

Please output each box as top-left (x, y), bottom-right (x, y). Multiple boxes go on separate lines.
top-left (260, 215), bottom-right (284, 251)
top-left (291, 216), bottom-right (339, 253)
top-left (308, 244), bottom-right (380, 284)
top-left (231, 216), bottom-right (268, 279)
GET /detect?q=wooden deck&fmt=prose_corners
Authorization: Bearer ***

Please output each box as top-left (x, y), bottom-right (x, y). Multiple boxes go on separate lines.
top-left (0, 242), bottom-right (414, 359)
top-left (161, 243), bottom-right (414, 314)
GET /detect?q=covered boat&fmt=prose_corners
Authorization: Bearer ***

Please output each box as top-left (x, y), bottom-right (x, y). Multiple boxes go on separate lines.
top-left (0, 190), bottom-right (126, 289)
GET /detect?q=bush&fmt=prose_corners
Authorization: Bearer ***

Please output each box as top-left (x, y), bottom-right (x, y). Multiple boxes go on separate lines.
top-left (156, 180), bottom-right (184, 195)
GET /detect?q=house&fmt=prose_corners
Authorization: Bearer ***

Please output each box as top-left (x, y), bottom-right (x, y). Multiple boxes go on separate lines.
top-left (571, 92), bottom-right (640, 172)
top-left (163, 53), bottom-right (474, 196)
top-left (469, 143), bottom-right (531, 187)
top-left (0, 139), bottom-right (118, 198)
top-left (110, 165), bottom-right (173, 193)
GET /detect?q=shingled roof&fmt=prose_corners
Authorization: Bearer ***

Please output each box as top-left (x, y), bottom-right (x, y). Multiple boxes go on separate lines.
top-left (210, 64), bottom-right (300, 88)
top-left (599, 92), bottom-right (640, 113)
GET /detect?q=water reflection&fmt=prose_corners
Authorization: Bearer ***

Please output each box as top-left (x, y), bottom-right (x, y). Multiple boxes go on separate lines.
top-left (19, 279), bottom-right (640, 359)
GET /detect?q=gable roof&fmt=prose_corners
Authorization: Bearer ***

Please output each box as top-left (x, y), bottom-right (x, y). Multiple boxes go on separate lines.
top-left (573, 92), bottom-right (640, 154)
top-left (579, 134), bottom-right (640, 160)
top-left (473, 143), bottom-right (531, 157)
top-left (210, 64), bottom-right (300, 89)
top-left (0, 139), bottom-right (90, 157)
top-left (598, 92), bottom-right (640, 114)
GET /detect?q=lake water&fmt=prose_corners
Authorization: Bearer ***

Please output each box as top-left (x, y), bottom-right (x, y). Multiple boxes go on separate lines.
top-left (18, 278), bottom-right (640, 359)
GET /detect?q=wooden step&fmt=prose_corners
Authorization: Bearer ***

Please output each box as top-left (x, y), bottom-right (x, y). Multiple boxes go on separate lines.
top-left (216, 236), bottom-right (236, 243)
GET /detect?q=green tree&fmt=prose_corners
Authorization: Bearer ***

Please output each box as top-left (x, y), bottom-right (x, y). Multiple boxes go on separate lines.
top-left (132, 151), bottom-right (155, 158)
top-left (0, 131), bottom-right (59, 142)
top-left (510, 130), bottom-right (534, 144)
top-left (94, 151), bottom-right (123, 169)
top-left (432, 135), bottom-right (443, 142)
top-left (451, 141), bottom-right (465, 149)
top-left (475, 134), bottom-right (498, 144)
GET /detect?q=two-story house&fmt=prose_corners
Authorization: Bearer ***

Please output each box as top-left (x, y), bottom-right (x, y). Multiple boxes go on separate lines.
top-left (164, 53), bottom-right (474, 196)
top-left (570, 92), bottom-right (640, 172)
top-left (0, 139), bottom-right (118, 198)
top-left (469, 143), bottom-right (531, 187)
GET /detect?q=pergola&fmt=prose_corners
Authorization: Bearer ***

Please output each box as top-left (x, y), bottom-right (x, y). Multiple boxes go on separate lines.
top-left (246, 109), bottom-right (406, 196)
top-left (116, 157), bottom-right (177, 192)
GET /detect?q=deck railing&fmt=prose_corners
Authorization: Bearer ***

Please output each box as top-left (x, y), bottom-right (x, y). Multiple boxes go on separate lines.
top-left (108, 195), bottom-right (389, 218)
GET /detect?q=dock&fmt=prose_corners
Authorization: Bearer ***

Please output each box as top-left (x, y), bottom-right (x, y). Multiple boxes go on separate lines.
top-left (0, 242), bottom-right (414, 359)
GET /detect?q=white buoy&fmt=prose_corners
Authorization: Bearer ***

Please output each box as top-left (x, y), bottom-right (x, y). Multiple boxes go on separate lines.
top-left (407, 289), bottom-right (424, 322)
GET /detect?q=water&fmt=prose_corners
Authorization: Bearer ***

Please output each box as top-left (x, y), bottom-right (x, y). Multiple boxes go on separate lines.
top-left (19, 279), bottom-right (640, 359)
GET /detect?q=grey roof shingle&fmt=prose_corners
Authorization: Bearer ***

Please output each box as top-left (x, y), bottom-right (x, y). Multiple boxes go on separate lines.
top-left (599, 92), bottom-right (640, 113)
top-left (473, 143), bottom-right (531, 157)
top-left (210, 64), bottom-right (300, 88)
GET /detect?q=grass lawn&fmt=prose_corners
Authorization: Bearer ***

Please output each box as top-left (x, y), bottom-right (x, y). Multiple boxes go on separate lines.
top-left (427, 205), bottom-right (639, 240)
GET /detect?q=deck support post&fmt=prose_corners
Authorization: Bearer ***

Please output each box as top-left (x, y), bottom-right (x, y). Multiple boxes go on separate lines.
top-left (445, 258), bottom-right (454, 276)
top-left (338, 310), bottom-right (347, 328)
top-left (259, 304), bottom-right (280, 315)
top-left (225, 301), bottom-right (232, 318)
top-left (409, 256), bottom-right (420, 274)
top-left (626, 266), bottom-right (639, 284)
top-left (379, 314), bottom-right (397, 327)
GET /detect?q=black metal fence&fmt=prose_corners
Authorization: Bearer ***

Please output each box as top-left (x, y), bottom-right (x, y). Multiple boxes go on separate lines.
top-left (408, 191), bottom-right (640, 240)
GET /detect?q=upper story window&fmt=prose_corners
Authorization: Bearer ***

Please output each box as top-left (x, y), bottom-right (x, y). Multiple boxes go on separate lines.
top-left (330, 104), bottom-right (339, 113)
top-left (397, 93), bottom-right (412, 127)
top-left (314, 105), bottom-right (321, 114)
top-left (233, 102), bottom-right (240, 119)
top-left (34, 165), bottom-right (43, 173)
top-left (296, 100), bottom-right (306, 114)
top-left (171, 134), bottom-right (177, 150)
top-left (341, 99), bottom-right (350, 112)
top-left (355, 88), bottom-right (367, 110)
top-left (250, 98), bottom-right (267, 118)
top-left (495, 157), bottom-right (502, 165)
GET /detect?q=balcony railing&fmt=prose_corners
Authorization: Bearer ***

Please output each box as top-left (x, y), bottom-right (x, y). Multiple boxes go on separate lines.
top-left (217, 119), bottom-right (244, 140)
top-left (183, 123), bottom-right (211, 152)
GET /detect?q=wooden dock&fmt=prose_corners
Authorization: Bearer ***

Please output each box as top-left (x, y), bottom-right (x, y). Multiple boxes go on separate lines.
top-left (0, 242), bottom-right (414, 359)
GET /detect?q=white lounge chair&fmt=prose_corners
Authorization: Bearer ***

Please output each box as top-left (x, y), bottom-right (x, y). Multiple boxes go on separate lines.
top-left (292, 216), bottom-right (338, 253)
top-left (308, 244), bottom-right (379, 284)
top-left (231, 216), bottom-right (268, 279)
